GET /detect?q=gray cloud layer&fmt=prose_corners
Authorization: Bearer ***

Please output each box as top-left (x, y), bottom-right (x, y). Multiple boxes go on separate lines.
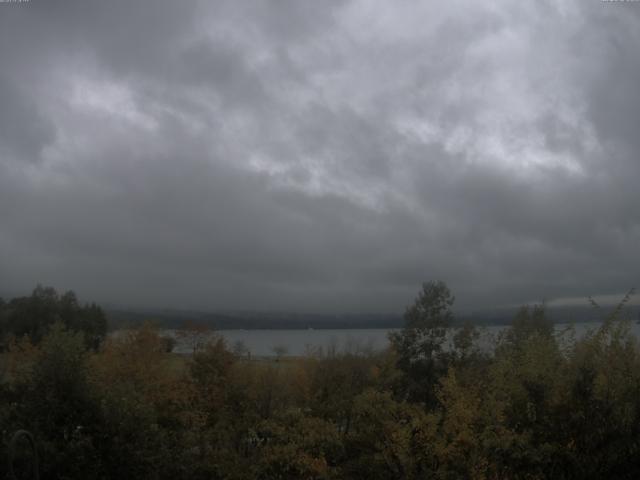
top-left (0, 0), bottom-right (639, 312)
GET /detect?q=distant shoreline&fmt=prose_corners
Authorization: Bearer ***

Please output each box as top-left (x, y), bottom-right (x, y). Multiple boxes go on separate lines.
top-left (105, 303), bottom-right (639, 332)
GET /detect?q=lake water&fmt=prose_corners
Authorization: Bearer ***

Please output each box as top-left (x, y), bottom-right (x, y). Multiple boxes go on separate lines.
top-left (167, 321), bottom-right (640, 357)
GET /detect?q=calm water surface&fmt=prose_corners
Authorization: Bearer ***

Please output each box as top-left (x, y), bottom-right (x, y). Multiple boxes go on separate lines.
top-left (166, 321), bottom-right (640, 357)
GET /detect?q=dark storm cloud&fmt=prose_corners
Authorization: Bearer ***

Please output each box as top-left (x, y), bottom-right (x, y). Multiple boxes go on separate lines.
top-left (0, 0), bottom-right (639, 312)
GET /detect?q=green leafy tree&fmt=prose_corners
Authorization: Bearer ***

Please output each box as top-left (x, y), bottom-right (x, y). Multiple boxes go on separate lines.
top-left (0, 286), bottom-right (107, 348)
top-left (15, 323), bottom-right (102, 479)
top-left (389, 281), bottom-right (455, 406)
top-left (498, 304), bottom-right (553, 352)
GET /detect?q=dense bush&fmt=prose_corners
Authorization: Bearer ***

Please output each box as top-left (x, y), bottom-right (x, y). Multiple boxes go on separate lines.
top-left (1, 283), bottom-right (639, 479)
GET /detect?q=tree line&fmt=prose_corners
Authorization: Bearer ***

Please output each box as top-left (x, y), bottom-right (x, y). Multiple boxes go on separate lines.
top-left (1, 282), bottom-right (639, 479)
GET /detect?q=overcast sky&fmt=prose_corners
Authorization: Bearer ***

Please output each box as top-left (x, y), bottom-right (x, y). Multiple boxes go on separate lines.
top-left (0, 0), bottom-right (639, 313)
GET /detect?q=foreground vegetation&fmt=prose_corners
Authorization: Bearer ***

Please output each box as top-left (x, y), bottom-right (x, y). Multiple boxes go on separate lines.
top-left (1, 283), bottom-right (640, 479)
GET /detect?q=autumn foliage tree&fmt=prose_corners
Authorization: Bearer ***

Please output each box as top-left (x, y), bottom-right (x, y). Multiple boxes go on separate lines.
top-left (2, 283), bottom-right (640, 479)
